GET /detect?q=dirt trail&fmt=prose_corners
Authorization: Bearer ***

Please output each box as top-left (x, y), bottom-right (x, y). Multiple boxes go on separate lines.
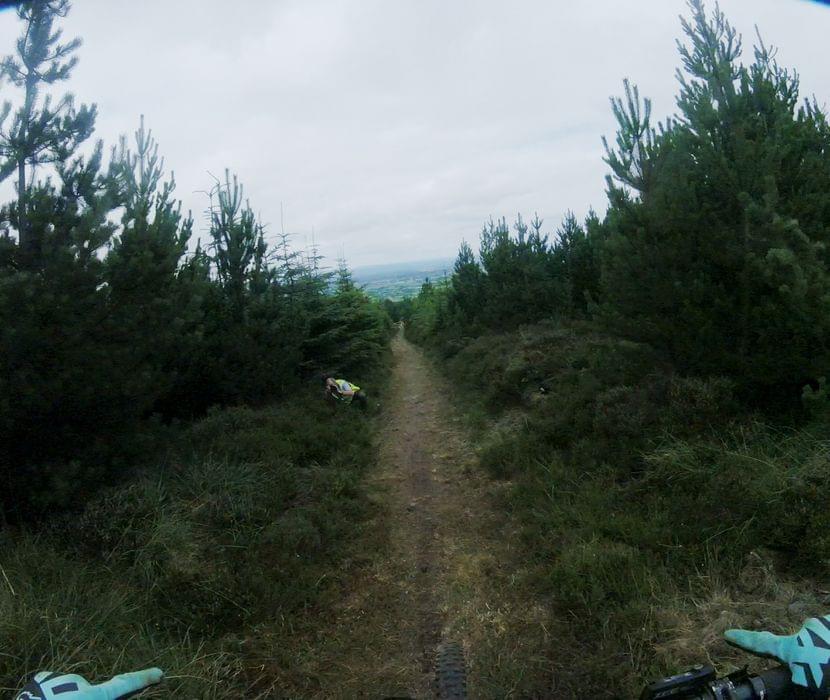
top-left (372, 329), bottom-right (476, 691)
top-left (288, 329), bottom-right (548, 698)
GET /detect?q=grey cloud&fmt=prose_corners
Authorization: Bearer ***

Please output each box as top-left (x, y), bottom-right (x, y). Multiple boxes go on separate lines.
top-left (0, 0), bottom-right (827, 265)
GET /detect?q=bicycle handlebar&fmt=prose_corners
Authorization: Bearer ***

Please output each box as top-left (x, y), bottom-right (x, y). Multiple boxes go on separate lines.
top-left (641, 664), bottom-right (821, 700)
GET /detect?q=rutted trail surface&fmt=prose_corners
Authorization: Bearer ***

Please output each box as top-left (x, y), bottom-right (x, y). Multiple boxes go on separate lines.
top-left (286, 329), bottom-right (553, 698)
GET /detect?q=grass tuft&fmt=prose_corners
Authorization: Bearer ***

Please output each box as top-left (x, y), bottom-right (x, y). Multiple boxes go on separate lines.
top-left (0, 393), bottom-right (377, 696)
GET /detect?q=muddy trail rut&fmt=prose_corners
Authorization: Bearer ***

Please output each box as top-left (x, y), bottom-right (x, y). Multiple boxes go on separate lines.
top-left (285, 329), bottom-right (552, 698)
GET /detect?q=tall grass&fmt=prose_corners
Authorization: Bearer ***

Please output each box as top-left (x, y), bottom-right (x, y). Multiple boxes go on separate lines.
top-left (0, 395), bottom-right (376, 697)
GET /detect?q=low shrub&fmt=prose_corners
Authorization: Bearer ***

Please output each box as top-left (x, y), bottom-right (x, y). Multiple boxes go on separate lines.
top-left (0, 394), bottom-right (376, 696)
top-left (436, 320), bottom-right (829, 693)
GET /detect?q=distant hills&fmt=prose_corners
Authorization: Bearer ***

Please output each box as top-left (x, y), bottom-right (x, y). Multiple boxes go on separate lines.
top-left (352, 257), bottom-right (454, 300)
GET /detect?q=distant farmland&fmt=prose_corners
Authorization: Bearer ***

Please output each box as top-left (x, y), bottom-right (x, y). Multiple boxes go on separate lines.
top-left (352, 257), bottom-right (454, 300)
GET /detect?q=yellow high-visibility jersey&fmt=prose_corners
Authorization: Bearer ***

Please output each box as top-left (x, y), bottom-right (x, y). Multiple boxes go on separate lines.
top-left (335, 379), bottom-right (360, 393)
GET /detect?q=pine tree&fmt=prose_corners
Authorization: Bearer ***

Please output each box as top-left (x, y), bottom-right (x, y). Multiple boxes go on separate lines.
top-left (601, 79), bottom-right (669, 200)
top-left (208, 170), bottom-right (268, 316)
top-left (0, 143), bottom-right (119, 518)
top-left (477, 214), bottom-right (561, 328)
top-left (448, 240), bottom-right (484, 326)
top-left (600, 0), bottom-right (830, 401)
top-left (0, 0), bottom-right (96, 265)
top-left (302, 256), bottom-right (390, 375)
top-left (104, 116), bottom-right (195, 416)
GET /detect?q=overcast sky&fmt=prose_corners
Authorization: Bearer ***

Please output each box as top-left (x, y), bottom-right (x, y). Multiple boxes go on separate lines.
top-left (0, 0), bottom-right (828, 267)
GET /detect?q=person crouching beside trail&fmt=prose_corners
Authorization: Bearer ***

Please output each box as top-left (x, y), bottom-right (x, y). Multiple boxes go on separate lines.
top-left (323, 374), bottom-right (368, 409)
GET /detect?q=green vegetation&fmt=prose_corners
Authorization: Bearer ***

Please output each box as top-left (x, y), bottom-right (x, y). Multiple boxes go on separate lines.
top-left (400, 0), bottom-right (830, 694)
top-left (0, 397), bottom-right (379, 697)
top-left (0, 2), bottom-right (391, 695)
top-left (0, 2), bottom-right (391, 521)
top-left (407, 1), bottom-right (830, 408)
top-left (419, 324), bottom-right (829, 694)
top-left (4, 0), bottom-right (830, 695)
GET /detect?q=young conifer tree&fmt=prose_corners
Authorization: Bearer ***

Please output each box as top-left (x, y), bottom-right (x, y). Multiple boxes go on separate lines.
top-left (600, 0), bottom-right (830, 399)
top-left (449, 240), bottom-right (484, 325)
top-left (209, 170), bottom-right (268, 317)
top-left (0, 0), bottom-right (96, 265)
top-left (103, 116), bottom-right (195, 416)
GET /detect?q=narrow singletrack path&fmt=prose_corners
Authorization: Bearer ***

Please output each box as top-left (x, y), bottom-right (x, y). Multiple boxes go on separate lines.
top-left (284, 329), bottom-right (549, 698)
top-left (371, 328), bottom-right (489, 694)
